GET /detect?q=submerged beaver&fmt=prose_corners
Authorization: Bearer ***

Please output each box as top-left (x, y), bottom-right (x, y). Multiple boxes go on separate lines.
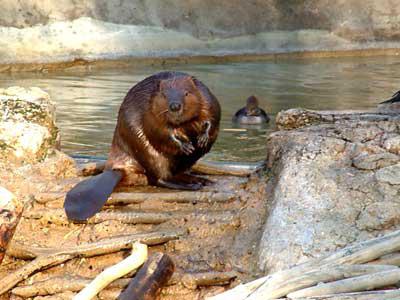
top-left (65, 71), bottom-right (221, 221)
top-left (232, 95), bottom-right (269, 124)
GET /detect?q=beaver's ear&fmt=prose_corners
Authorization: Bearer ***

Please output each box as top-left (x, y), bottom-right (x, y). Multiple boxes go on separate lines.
top-left (185, 76), bottom-right (197, 87)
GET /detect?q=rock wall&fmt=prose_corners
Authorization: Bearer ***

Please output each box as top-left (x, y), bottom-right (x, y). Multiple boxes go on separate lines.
top-left (2, 0), bottom-right (400, 41)
top-left (1, 0), bottom-right (400, 65)
top-left (258, 109), bottom-right (400, 274)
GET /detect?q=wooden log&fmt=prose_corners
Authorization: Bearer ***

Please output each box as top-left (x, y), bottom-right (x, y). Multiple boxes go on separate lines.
top-left (74, 157), bottom-right (263, 178)
top-left (12, 276), bottom-right (132, 297)
top-left (0, 187), bottom-right (24, 264)
top-left (73, 242), bottom-right (148, 300)
top-left (118, 252), bottom-right (175, 300)
top-left (260, 264), bottom-right (397, 300)
top-left (290, 289), bottom-right (400, 300)
top-left (192, 160), bottom-right (264, 177)
top-left (107, 191), bottom-right (236, 205)
top-left (287, 269), bottom-right (400, 299)
top-left (32, 291), bottom-right (76, 300)
top-left (7, 229), bottom-right (184, 259)
top-left (0, 253), bottom-right (73, 295)
top-left (182, 271), bottom-right (238, 290)
top-left (368, 252), bottom-right (400, 266)
top-left (210, 229), bottom-right (400, 300)
top-left (23, 208), bottom-right (239, 227)
top-left (34, 191), bottom-right (236, 205)
top-left (24, 208), bottom-right (175, 225)
top-left (3, 233), bottom-right (181, 296)
top-left (77, 161), bottom-right (106, 176)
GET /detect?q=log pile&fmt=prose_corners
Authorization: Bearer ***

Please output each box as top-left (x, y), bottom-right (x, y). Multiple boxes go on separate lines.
top-left (209, 229), bottom-right (400, 300)
top-left (0, 160), bottom-right (263, 299)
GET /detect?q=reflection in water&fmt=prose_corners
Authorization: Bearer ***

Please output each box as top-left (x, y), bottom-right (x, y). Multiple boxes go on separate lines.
top-left (1, 56), bottom-right (400, 162)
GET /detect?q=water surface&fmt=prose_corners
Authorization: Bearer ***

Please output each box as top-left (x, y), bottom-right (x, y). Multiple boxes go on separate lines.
top-left (1, 56), bottom-right (400, 162)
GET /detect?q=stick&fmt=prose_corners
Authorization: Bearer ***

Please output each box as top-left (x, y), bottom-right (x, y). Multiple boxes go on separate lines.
top-left (8, 229), bottom-right (184, 259)
top-left (12, 276), bottom-right (132, 297)
top-left (0, 253), bottom-right (73, 295)
top-left (23, 208), bottom-right (239, 226)
top-left (261, 264), bottom-right (397, 300)
top-left (192, 161), bottom-right (264, 177)
top-left (118, 252), bottom-right (174, 300)
top-left (290, 289), bottom-right (400, 300)
top-left (368, 252), bottom-right (400, 266)
top-left (287, 269), bottom-right (400, 298)
top-left (182, 271), bottom-right (238, 290)
top-left (74, 158), bottom-right (263, 177)
top-left (73, 242), bottom-right (148, 300)
top-left (0, 187), bottom-right (24, 264)
top-left (34, 191), bottom-right (236, 205)
top-left (24, 208), bottom-right (175, 225)
top-left (107, 191), bottom-right (236, 205)
top-left (210, 229), bottom-right (400, 300)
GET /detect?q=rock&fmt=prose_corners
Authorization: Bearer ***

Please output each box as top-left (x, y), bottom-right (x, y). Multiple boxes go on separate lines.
top-left (276, 108), bottom-right (400, 130)
top-left (357, 202), bottom-right (400, 231)
top-left (352, 152), bottom-right (400, 170)
top-left (383, 136), bottom-right (400, 155)
top-left (259, 113), bottom-right (400, 274)
top-left (0, 87), bottom-right (58, 165)
top-left (375, 164), bottom-right (400, 185)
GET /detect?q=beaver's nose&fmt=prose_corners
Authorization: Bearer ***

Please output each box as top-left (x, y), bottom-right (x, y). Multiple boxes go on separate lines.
top-left (169, 102), bottom-right (182, 112)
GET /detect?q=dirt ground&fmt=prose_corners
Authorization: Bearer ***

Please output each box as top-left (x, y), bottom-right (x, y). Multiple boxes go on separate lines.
top-left (0, 153), bottom-right (268, 299)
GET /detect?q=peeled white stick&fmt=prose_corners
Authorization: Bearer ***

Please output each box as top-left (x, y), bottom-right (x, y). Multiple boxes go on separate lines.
top-left (73, 242), bottom-right (148, 300)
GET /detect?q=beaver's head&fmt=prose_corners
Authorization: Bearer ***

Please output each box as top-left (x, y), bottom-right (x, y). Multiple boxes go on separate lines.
top-left (152, 75), bottom-right (203, 125)
top-left (246, 95), bottom-right (261, 116)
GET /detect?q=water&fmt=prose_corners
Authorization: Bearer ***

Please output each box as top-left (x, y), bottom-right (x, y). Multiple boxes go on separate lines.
top-left (1, 56), bottom-right (400, 162)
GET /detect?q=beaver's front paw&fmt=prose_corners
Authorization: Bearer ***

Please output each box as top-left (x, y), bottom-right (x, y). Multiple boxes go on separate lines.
top-left (198, 121), bottom-right (211, 148)
top-left (171, 131), bottom-right (195, 155)
top-left (179, 140), bottom-right (195, 155)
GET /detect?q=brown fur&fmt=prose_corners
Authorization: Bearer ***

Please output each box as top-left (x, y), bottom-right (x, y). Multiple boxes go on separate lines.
top-left (105, 71), bottom-right (221, 186)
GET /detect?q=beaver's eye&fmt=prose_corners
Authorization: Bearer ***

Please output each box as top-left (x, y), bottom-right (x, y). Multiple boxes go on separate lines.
top-left (185, 91), bottom-right (190, 97)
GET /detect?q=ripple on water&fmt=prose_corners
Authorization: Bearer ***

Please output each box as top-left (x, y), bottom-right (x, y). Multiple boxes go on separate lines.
top-left (0, 56), bottom-right (399, 162)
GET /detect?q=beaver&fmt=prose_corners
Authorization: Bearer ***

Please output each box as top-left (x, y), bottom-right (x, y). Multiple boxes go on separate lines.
top-left (232, 95), bottom-right (269, 124)
top-left (65, 71), bottom-right (221, 221)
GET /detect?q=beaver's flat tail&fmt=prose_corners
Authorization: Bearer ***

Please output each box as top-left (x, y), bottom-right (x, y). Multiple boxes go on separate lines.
top-left (64, 170), bottom-right (123, 222)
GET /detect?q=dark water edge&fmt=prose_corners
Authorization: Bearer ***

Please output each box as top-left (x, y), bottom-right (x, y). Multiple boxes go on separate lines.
top-left (1, 55), bottom-right (400, 162)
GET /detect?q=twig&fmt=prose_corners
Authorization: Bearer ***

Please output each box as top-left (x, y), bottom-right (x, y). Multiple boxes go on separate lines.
top-left (23, 208), bottom-right (240, 226)
top-left (118, 252), bottom-right (174, 300)
top-left (192, 161), bottom-right (264, 177)
top-left (74, 158), bottom-right (263, 177)
top-left (287, 269), bottom-right (400, 298)
top-left (73, 242), bottom-right (148, 300)
top-left (182, 271), bottom-right (239, 290)
top-left (0, 254), bottom-right (73, 295)
top-left (34, 191), bottom-right (236, 205)
top-left (8, 229), bottom-right (185, 259)
top-left (2, 230), bottom-right (182, 296)
top-left (12, 276), bottom-right (132, 297)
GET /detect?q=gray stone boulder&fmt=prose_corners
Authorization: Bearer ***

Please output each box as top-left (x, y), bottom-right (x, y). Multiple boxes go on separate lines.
top-left (0, 86), bottom-right (59, 165)
top-left (259, 109), bottom-right (400, 274)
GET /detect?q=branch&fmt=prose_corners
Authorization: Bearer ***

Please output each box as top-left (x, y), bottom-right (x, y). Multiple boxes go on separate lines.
top-left (73, 242), bottom-right (148, 300)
